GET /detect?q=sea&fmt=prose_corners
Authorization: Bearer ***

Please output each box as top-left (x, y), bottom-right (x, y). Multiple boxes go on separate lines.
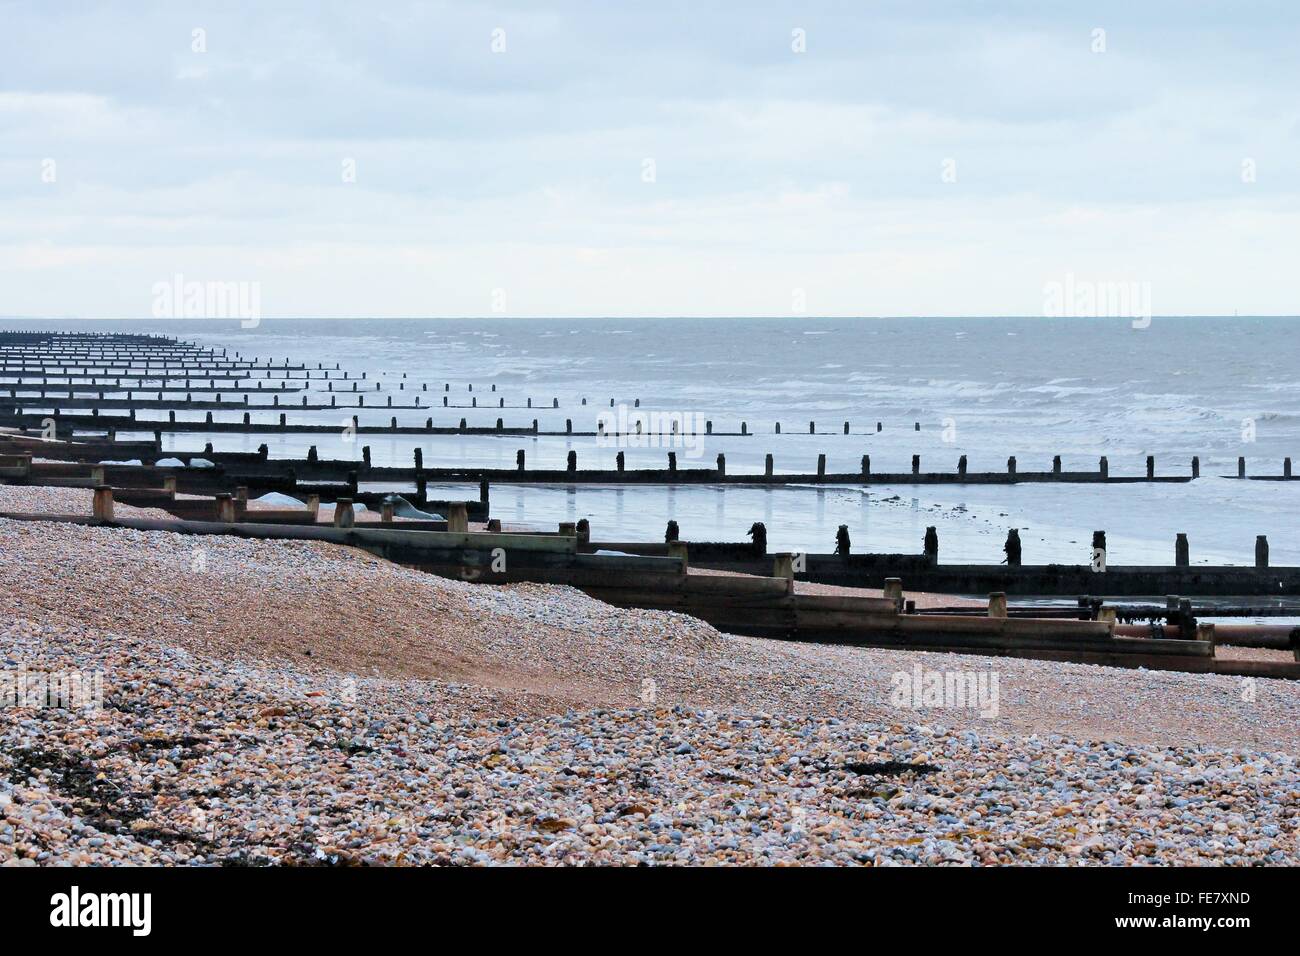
top-left (7, 316), bottom-right (1299, 567)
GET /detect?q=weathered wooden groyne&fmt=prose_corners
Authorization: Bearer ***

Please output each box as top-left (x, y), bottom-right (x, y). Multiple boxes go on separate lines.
top-left (4, 425), bottom-right (1296, 489)
top-left (580, 523), bottom-right (1300, 598)
top-left (4, 487), bottom-right (1294, 679)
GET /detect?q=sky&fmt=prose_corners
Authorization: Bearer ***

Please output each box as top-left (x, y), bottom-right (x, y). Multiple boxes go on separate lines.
top-left (1, 0), bottom-right (1297, 318)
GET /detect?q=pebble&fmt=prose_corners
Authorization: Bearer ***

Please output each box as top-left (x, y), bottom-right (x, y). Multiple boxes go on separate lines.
top-left (2, 487), bottom-right (1299, 866)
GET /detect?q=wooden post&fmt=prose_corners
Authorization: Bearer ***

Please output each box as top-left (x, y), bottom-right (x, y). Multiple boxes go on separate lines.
top-left (1256, 535), bottom-right (1269, 569)
top-left (330, 498), bottom-right (354, 528)
top-left (90, 465), bottom-right (105, 484)
top-left (1286, 457), bottom-right (1293, 478)
top-left (772, 552), bottom-right (794, 588)
top-left (912, 454), bottom-right (920, 475)
top-left (306, 494), bottom-right (320, 517)
top-left (447, 502), bottom-right (469, 533)
top-left (765, 454), bottom-right (773, 477)
top-left (1175, 533), bottom-right (1189, 567)
top-left (998, 528), bottom-right (1019, 564)
top-left (883, 578), bottom-right (903, 610)
top-left (923, 526), bottom-right (938, 563)
top-left (1091, 531), bottom-right (1106, 572)
top-left (567, 450), bottom-right (577, 472)
top-left (1097, 607), bottom-right (1117, 627)
top-left (235, 486), bottom-right (248, 504)
top-left (1146, 456), bottom-right (1155, 479)
top-left (987, 592), bottom-right (1007, 618)
top-left (1099, 456), bottom-right (1108, 478)
top-left (616, 451), bottom-right (625, 471)
top-left (809, 421), bottom-right (815, 434)
top-left (558, 521), bottom-right (576, 536)
top-left (861, 455), bottom-right (870, 476)
top-left (1192, 456), bottom-right (1200, 478)
top-left (667, 540), bottom-right (689, 571)
top-left (216, 493), bottom-right (236, 523)
top-left (716, 453), bottom-right (726, 476)
top-left (486, 518), bottom-right (502, 532)
top-left (1196, 622), bottom-right (1217, 648)
top-left (92, 485), bottom-right (114, 522)
top-left (1052, 455), bottom-right (1061, 474)
top-left (958, 455), bottom-right (967, 476)
top-left (843, 421), bottom-right (849, 435)
top-left (1165, 595), bottom-right (1181, 628)
top-left (817, 453), bottom-right (826, 477)
top-left (1007, 456), bottom-right (1016, 475)
top-left (1238, 456), bottom-right (1246, 478)
top-left (668, 452), bottom-right (677, 472)
top-left (162, 475), bottom-right (177, 496)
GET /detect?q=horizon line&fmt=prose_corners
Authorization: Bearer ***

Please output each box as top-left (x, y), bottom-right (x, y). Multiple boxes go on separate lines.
top-left (1, 314), bottom-right (1296, 323)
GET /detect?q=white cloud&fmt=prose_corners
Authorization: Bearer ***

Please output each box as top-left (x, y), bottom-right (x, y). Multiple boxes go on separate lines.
top-left (1, 1), bottom-right (1297, 317)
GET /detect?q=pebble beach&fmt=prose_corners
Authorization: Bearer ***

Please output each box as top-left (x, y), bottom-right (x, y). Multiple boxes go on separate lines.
top-left (3, 485), bottom-right (1298, 866)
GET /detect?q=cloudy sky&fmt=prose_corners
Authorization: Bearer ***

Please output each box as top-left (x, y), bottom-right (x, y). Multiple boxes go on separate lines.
top-left (1, 1), bottom-right (1297, 318)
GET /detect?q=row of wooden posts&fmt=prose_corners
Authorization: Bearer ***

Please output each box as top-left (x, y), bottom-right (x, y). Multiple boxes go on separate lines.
top-left (87, 483), bottom-right (486, 534)
top-left (654, 519), bottom-right (1281, 570)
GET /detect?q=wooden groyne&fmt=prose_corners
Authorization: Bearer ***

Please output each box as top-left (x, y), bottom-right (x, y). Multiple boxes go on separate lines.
top-left (581, 524), bottom-right (1300, 598)
top-left (6, 427), bottom-right (1296, 489)
top-left (5, 487), bottom-right (1295, 679)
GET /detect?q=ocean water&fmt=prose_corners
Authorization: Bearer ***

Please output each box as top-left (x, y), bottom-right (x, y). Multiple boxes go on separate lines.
top-left (9, 316), bottom-right (1300, 566)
